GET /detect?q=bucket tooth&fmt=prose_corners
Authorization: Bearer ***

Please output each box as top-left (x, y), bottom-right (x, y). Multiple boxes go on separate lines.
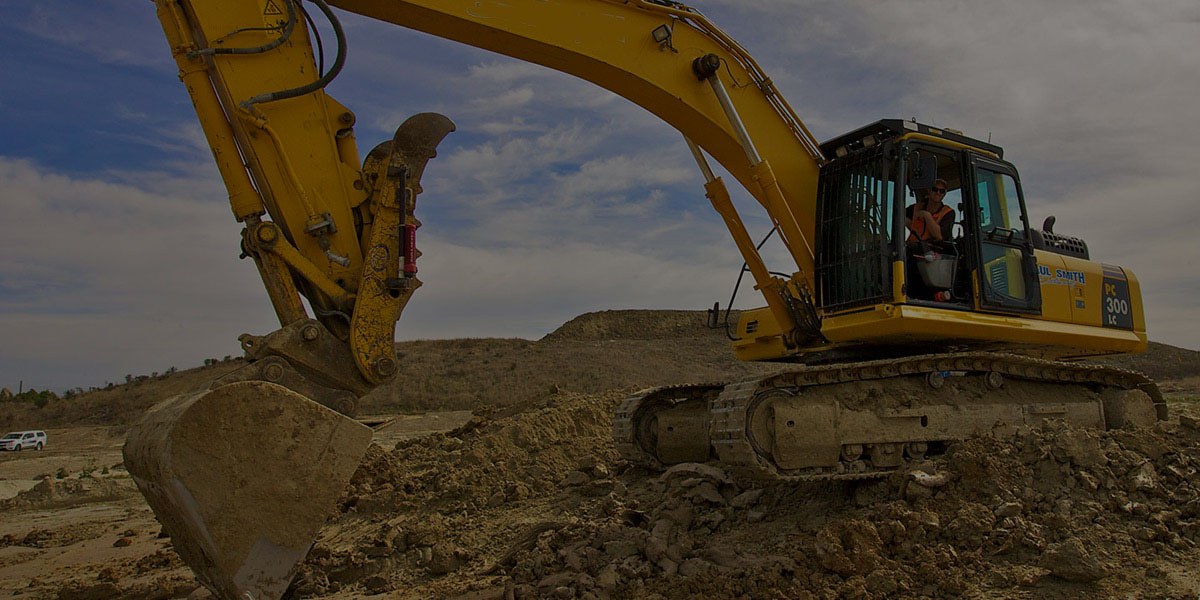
top-left (123, 381), bottom-right (372, 600)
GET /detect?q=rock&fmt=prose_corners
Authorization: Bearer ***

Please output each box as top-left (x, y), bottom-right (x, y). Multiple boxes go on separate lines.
top-left (729, 489), bottom-right (764, 509)
top-left (363, 575), bottom-right (390, 593)
top-left (662, 505), bottom-right (695, 530)
top-left (595, 566), bottom-right (620, 590)
top-left (643, 537), bottom-right (667, 563)
top-left (657, 557), bottom-right (679, 576)
top-left (946, 503), bottom-right (995, 547)
top-left (660, 463), bottom-right (732, 487)
top-left (577, 456), bottom-right (599, 472)
top-left (1131, 463), bottom-right (1158, 491)
top-left (1180, 414), bottom-right (1200, 431)
top-left (910, 470), bottom-right (952, 489)
top-left (994, 502), bottom-right (1023, 519)
top-left (685, 482), bottom-right (726, 505)
top-left (678, 558), bottom-right (714, 577)
top-left (1053, 430), bottom-right (1105, 467)
top-left (112, 537), bottom-right (133, 548)
top-left (1039, 539), bottom-right (1107, 582)
top-left (426, 541), bottom-right (465, 574)
top-left (563, 471), bottom-right (591, 487)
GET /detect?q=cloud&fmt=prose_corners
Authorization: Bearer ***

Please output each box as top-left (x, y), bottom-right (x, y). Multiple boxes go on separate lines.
top-left (14, 0), bottom-right (174, 70)
top-left (397, 234), bottom-right (743, 339)
top-left (0, 157), bottom-right (272, 390)
top-left (2, 0), bottom-right (1197, 393)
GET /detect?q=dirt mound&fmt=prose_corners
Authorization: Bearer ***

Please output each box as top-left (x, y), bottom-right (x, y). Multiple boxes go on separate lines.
top-left (1, 472), bottom-right (133, 511)
top-left (1094, 342), bottom-right (1200, 384)
top-left (282, 390), bottom-right (1200, 599)
top-left (541, 310), bottom-right (728, 342)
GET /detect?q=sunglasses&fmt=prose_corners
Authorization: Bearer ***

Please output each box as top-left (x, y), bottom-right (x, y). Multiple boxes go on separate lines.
top-left (931, 187), bottom-right (947, 194)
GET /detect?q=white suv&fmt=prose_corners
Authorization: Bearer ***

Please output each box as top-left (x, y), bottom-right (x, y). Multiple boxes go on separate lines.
top-left (0, 431), bottom-right (46, 451)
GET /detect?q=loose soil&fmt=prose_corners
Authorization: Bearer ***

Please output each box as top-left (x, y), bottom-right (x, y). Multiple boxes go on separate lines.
top-left (1, 310), bottom-right (1198, 599)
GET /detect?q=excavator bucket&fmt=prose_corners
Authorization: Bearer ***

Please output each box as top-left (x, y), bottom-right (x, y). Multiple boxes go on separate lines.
top-left (123, 381), bottom-right (372, 600)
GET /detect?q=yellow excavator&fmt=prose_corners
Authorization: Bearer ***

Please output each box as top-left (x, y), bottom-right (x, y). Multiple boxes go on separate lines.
top-left (125, 0), bottom-right (1164, 598)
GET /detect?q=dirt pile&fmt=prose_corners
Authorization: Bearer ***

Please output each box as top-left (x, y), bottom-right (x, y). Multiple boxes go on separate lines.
top-left (1094, 342), bottom-right (1200, 383)
top-left (541, 310), bottom-right (731, 342)
top-left (1, 471), bottom-right (132, 511)
top-left (283, 390), bottom-right (1200, 600)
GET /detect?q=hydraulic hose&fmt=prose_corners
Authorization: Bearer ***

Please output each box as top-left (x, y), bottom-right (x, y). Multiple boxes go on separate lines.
top-left (240, 0), bottom-right (346, 111)
top-left (187, 0), bottom-right (297, 58)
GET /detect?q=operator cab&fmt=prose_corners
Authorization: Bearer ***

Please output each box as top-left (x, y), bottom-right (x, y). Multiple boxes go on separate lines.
top-left (815, 119), bottom-right (1041, 316)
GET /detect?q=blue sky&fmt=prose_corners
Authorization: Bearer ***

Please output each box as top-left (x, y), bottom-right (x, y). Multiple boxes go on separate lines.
top-left (1, 0), bottom-right (1198, 392)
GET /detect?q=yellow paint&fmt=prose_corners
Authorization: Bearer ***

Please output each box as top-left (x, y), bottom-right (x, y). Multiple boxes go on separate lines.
top-left (897, 132), bottom-right (1000, 158)
top-left (891, 260), bottom-right (906, 302)
top-left (736, 297), bottom-right (1146, 362)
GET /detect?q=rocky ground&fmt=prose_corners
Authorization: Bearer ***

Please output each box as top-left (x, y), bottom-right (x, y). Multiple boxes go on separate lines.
top-left (1, 310), bottom-right (1198, 599)
top-left (282, 392), bottom-right (1200, 600)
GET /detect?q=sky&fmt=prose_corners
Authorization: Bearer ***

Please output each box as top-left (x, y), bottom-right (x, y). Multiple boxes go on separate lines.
top-left (1, 0), bottom-right (1197, 392)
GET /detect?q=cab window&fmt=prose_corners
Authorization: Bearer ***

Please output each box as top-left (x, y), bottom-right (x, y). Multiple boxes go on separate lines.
top-left (975, 169), bottom-right (1025, 238)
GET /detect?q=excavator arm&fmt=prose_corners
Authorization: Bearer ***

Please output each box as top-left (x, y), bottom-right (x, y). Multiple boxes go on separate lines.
top-left (126, 1), bottom-right (832, 599)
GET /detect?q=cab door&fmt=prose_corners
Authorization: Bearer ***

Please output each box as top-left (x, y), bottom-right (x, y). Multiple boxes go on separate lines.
top-left (967, 159), bottom-right (1041, 314)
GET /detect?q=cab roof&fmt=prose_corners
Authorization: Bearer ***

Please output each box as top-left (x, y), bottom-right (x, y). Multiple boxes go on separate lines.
top-left (820, 119), bottom-right (1003, 159)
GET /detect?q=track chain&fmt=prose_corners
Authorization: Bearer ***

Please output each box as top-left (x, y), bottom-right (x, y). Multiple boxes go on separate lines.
top-left (616, 352), bottom-right (1162, 484)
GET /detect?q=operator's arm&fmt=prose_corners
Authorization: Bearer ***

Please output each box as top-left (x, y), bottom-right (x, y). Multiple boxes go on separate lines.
top-left (922, 211), bottom-right (944, 241)
top-left (936, 209), bottom-right (956, 241)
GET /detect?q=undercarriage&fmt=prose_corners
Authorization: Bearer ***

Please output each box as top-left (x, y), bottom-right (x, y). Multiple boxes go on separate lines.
top-left (613, 352), bottom-right (1165, 481)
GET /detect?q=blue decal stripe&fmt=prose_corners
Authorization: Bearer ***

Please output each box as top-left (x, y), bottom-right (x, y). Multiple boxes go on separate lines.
top-left (1101, 264), bottom-right (1126, 281)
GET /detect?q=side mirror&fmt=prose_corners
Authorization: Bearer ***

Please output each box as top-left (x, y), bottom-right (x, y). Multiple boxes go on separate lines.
top-left (908, 155), bottom-right (938, 191)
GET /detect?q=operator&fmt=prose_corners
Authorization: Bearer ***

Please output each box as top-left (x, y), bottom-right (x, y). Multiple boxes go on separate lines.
top-left (905, 179), bottom-right (955, 243)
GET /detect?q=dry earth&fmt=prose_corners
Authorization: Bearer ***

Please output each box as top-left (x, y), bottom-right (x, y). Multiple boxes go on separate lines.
top-left (1, 310), bottom-right (1198, 599)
